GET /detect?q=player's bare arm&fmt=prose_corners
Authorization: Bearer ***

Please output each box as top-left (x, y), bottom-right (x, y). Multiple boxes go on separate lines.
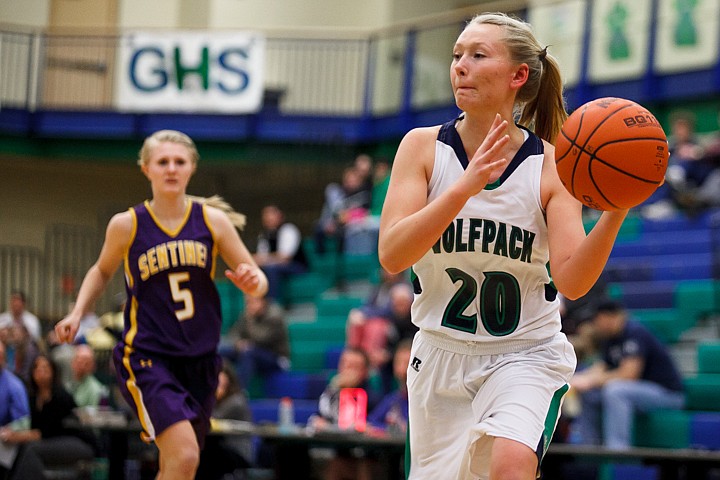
top-left (206, 206), bottom-right (268, 297)
top-left (55, 211), bottom-right (131, 342)
top-left (543, 146), bottom-right (628, 299)
top-left (380, 117), bottom-right (509, 274)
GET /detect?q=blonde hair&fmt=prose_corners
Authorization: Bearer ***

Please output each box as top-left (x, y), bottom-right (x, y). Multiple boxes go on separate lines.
top-left (189, 194), bottom-right (247, 231)
top-left (138, 129), bottom-right (199, 167)
top-left (139, 130), bottom-right (246, 230)
top-left (468, 12), bottom-right (568, 144)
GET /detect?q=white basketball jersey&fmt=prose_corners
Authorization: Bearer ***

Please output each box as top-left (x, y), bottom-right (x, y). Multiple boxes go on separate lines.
top-left (411, 119), bottom-right (561, 342)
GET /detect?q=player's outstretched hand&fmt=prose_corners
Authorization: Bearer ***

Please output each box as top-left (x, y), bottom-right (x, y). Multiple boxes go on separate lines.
top-left (225, 263), bottom-right (267, 297)
top-left (55, 314), bottom-right (81, 344)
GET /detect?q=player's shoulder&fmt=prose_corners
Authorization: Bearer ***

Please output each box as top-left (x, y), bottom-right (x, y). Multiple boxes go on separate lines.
top-left (107, 209), bottom-right (134, 232)
top-left (201, 203), bottom-right (235, 234)
top-left (397, 126), bottom-right (443, 162)
top-left (402, 125), bottom-right (443, 145)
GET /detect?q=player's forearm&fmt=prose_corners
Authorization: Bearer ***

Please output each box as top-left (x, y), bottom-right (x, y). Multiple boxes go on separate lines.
top-left (72, 265), bottom-right (113, 316)
top-left (379, 187), bottom-right (468, 273)
top-left (554, 210), bottom-right (628, 299)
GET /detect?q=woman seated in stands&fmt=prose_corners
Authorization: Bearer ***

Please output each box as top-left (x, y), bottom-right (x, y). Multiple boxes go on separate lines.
top-left (0, 354), bottom-right (97, 480)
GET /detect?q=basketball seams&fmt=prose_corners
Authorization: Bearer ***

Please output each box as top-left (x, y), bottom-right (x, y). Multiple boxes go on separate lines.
top-left (558, 100), bottom-right (633, 198)
top-left (587, 136), bottom-right (667, 182)
top-left (558, 105), bottom-right (590, 197)
top-left (554, 97), bottom-right (668, 210)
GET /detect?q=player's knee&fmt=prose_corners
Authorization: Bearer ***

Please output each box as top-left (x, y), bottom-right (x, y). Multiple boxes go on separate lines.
top-left (172, 446), bottom-right (200, 475)
top-left (489, 438), bottom-right (538, 480)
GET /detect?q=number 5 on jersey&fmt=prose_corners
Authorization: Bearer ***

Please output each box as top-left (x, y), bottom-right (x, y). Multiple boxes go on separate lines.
top-left (169, 272), bottom-right (195, 321)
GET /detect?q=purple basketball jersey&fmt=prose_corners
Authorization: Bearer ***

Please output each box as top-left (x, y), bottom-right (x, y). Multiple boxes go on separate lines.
top-left (123, 200), bottom-right (222, 357)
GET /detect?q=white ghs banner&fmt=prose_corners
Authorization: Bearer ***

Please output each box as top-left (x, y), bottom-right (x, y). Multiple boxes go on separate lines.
top-left (115, 31), bottom-right (265, 113)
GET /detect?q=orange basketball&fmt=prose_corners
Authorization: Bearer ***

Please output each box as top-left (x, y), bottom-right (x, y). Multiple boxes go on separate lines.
top-left (554, 97), bottom-right (669, 211)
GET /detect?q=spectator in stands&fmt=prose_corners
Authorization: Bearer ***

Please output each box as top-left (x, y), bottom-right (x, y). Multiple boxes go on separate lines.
top-left (0, 339), bottom-right (30, 478)
top-left (560, 276), bottom-right (609, 366)
top-left (0, 338), bottom-right (30, 433)
top-left (314, 165), bottom-right (371, 256)
top-left (197, 361), bottom-right (253, 480)
top-left (308, 347), bottom-right (382, 431)
top-left (569, 300), bottom-right (685, 449)
top-left (0, 354), bottom-right (97, 480)
top-left (322, 341), bottom-right (413, 480)
top-left (369, 157), bottom-right (390, 218)
top-left (344, 156), bottom-right (393, 256)
top-left (253, 204), bottom-right (308, 302)
top-left (307, 347), bottom-right (383, 480)
top-left (367, 339), bottom-right (412, 434)
top-left (66, 345), bottom-right (108, 408)
top-left (2, 324), bottom-right (40, 386)
top-left (673, 121), bottom-right (720, 212)
top-left (347, 283), bottom-right (416, 394)
top-left (353, 153), bottom-right (374, 198)
top-left (642, 112), bottom-right (705, 219)
top-left (219, 294), bottom-right (290, 389)
top-left (668, 111), bottom-right (712, 188)
top-left (0, 290), bottom-right (41, 342)
top-left (346, 268), bottom-right (408, 325)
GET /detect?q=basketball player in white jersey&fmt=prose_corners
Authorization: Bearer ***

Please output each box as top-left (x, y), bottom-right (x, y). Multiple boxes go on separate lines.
top-left (379, 12), bottom-right (629, 480)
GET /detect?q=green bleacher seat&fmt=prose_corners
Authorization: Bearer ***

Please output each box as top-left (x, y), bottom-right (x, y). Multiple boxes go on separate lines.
top-left (315, 295), bottom-right (364, 317)
top-left (283, 271), bottom-right (333, 305)
top-left (631, 308), bottom-right (684, 343)
top-left (684, 374), bottom-right (720, 411)
top-left (584, 214), bottom-right (642, 240)
top-left (674, 279), bottom-right (720, 326)
top-left (289, 322), bottom-right (346, 343)
top-left (290, 341), bottom-right (336, 373)
top-left (698, 342), bottom-right (720, 374)
top-left (215, 279), bottom-right (244, 334)
top-left (340, 254), bottom-right (380, 281)
top-left (633, 409), bottom-right (690, 449)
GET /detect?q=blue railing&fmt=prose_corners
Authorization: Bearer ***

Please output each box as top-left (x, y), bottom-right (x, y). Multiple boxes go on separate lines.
top-left (1, 0), bottom-right (720, 143)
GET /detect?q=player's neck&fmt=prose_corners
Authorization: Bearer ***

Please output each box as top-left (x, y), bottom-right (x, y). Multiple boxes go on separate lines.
top-left (148, 195), bottom-right (188, 220)
top-left (457, 113), bottom-right (524, 154)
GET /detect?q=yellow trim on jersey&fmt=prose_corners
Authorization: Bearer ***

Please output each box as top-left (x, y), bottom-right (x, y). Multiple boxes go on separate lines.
top-left (144, 199), bottom-right (192, 238)
top-left (124, 207), bottom-right (138, 290)
top-left (121, 297), bottom-right (155, 441)
top-left (202, 203), bottom-right (219, 278)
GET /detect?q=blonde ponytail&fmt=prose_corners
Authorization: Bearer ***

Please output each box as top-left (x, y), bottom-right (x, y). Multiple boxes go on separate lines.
top-left (188, 195), bottom-right (247, 231)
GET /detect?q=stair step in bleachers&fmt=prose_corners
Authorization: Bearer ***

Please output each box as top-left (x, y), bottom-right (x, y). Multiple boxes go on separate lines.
top-left (605, 252), bottom-right (713, 283)
top-left (675, 280), bottom-right (720, 325)
top-left (690, 413), bottom-right (720, 450)
top-left (216, 279), bottom-right (245, 333)
top-left (633, 409), bottom-right (690, 449)
top-left (290, 341), bottom-right (345, 373)
top-left (606, 464), bottom-right (660, 480)
top-left (697, 342), bottom-right (720, 374)
top-left (640, 212), bottom-right (718, 233)
top-left (289, 321), bottom-right (346, 343)
top-left (684, 374), bottom-right (720, 411)
top-left (315, 295), bottom-right (364, 317)
top-left (283, 271), bottom-right (334, 306)
top-left (609, 281), bottom-right (677, 309)
top-left (262, 371), bottom-right (327, 400)
top-left (631, 308), bottom-right (687, 344)
top-left (610, 230), bottom-right (712, 258)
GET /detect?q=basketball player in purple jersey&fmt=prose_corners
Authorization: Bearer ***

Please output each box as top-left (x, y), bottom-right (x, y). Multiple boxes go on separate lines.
top-left (55, 130), bottom-right (267, 480)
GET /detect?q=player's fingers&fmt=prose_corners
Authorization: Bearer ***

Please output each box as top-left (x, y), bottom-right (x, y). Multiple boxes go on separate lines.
top-left (478, 115), bottom-right (508, 150)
